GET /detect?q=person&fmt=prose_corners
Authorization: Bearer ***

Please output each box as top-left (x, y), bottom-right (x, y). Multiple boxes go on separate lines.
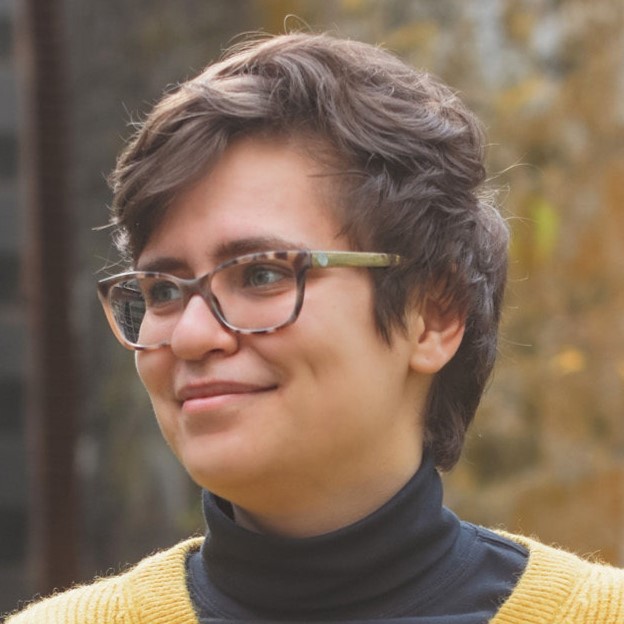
top-left (6, 31), bottom-right (623, 624)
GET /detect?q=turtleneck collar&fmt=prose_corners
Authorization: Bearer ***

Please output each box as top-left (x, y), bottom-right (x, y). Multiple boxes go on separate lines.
top-left (194, 453), bottom-right (462, 618)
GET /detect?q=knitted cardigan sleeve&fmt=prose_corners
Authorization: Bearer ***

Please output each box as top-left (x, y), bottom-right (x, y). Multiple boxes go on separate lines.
top-left (492, 532), bottom-right (624, 624)
top-left (3, 538), bottom-right (203, 624)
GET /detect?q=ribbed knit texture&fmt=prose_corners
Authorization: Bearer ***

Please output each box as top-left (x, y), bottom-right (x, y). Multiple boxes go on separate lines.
top-left (5, 534), bottom-right (623, 622)
top-left (4, 538), bottom-right (202, 624)
top-left (491, 533), bottom-right (624, 624)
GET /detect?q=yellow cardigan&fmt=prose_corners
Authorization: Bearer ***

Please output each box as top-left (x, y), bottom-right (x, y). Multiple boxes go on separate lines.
top-left (5, 533), bottom-right (624, 623)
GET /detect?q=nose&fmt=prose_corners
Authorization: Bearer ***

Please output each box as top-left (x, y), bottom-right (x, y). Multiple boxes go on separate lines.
top-left (169, 294), bottom-right (238, 360)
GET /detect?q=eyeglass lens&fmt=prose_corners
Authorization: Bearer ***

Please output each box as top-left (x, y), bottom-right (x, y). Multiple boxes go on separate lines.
top-left (108, 257), bottom-right (301, 347)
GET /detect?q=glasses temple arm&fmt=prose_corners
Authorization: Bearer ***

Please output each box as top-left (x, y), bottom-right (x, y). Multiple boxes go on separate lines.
top-left (310, 251), bottom-right (402, 268)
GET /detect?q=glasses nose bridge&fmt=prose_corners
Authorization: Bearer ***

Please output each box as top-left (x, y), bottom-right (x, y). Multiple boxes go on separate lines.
top-left (180, 271), bottom-right (217, 309)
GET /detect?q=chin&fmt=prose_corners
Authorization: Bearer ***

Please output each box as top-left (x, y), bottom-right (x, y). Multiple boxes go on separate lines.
top-left (179, 437), bottom-right (267, 494)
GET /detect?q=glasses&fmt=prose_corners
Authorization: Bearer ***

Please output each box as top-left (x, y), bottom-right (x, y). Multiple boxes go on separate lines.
top-left (97, 250), bottom-right (401, 351)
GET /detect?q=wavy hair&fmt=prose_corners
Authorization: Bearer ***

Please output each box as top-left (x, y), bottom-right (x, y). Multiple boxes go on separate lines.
top-left (109, 32), bottom-right (509, 471)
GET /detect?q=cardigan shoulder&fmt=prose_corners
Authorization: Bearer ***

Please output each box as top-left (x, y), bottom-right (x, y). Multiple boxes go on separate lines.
top-left (4, 537), bottom-right (203, 624)
top-left (492, 532), bottom-right (624, 624)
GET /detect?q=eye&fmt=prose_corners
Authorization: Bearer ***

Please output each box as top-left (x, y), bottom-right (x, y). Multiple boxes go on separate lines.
top-left (243, 262), bottom-right (292, 288)
top-left (219, 260), bottom-right (296, 297)
top-left (143, 278), bottom-right (182, 308)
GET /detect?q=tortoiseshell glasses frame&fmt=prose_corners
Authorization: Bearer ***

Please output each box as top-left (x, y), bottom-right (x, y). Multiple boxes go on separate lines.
top-left (97, 250), bottom-right (402, 351)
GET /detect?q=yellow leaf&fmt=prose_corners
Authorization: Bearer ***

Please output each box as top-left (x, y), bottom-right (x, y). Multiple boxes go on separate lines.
top-left (530, 197), bottom-right (559, 263)
top-left (550, 347), bottom-right (586, 376)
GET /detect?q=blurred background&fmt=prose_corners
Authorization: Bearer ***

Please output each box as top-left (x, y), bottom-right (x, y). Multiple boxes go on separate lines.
top-left (1, 0), bottom-right (623, 614)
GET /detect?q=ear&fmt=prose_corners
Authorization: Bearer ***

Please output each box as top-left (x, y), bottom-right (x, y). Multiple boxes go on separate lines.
top-left (407, 298), bottom-right (465, 375)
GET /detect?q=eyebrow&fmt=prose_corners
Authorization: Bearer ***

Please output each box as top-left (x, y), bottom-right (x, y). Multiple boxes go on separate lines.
top-left (136, 236), bottom-right (310, 274)
top-left (211, 236), bottom-right (309, 263)
top-left (135, 256), bottom-right (188, 274)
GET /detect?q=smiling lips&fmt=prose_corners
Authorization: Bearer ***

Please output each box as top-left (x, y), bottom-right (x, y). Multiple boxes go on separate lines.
top-left (177, 381), bottom-right (277, 413)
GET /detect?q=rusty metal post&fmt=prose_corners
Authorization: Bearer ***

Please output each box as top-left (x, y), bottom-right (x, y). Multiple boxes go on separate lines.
top-left (17, 0), bottom-right (79, 594)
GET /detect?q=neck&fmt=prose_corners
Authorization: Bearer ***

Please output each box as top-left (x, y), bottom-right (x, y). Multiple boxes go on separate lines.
top-left (195, 452), bottom-right (462, 617)
top-left (228, 447), bottom-right (424, 538)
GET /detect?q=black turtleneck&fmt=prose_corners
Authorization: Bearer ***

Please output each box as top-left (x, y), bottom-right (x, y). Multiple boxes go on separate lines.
top-left (186, 454), bottom-right (527, 622)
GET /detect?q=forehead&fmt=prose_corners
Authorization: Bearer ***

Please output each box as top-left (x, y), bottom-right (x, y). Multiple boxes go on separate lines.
top-left (136, 137), bottom-right (348, 270)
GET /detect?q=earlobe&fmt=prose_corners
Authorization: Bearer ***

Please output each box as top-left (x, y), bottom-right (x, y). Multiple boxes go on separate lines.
top-left (407, 300), bottom-right (465, 374)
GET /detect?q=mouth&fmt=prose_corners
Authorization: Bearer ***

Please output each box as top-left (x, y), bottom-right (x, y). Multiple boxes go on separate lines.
top-left (177, 381), bottom-right (278, 413)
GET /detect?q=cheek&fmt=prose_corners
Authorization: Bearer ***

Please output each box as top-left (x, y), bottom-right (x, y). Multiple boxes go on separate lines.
top-left (135, 350), bottom-right (173, 402)
top-left (260, 297), bottom-right (380, 395)
top-left (134, 351), bottom-right (151, 389)
top-left (135, 351), bottom-right (182, 451)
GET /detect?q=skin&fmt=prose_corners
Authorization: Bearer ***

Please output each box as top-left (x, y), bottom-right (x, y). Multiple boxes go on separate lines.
top-left (135, 136), bottom-right (464, 537)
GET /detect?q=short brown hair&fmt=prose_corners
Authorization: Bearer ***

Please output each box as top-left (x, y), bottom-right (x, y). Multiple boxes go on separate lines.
top-left (109, 32), bottom-right (509, 471)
